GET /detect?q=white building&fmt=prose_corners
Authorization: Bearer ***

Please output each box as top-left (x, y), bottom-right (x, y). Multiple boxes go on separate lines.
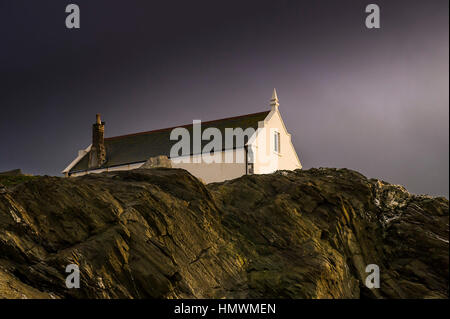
top-left (63, 89), bottom-right (302, 183)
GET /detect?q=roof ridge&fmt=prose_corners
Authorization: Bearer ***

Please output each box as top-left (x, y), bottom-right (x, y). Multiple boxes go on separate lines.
top-left (104, 110), bottom-right (269, 141)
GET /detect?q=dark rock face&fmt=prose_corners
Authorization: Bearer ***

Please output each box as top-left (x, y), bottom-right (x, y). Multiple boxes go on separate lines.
top-left (0, 168), bottom-right (448, 299)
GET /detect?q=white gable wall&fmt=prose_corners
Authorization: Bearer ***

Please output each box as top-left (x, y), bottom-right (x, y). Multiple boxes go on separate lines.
top-left (250, 108), bottom-right (302, 174)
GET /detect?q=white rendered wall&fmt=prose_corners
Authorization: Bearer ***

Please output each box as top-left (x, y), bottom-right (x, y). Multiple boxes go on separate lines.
top-left (171, 148), bottom-right (246, 183)
top-left (68, 162), bottom-right (145, 177)
top-left (69, 149), bottom-right (247, 183)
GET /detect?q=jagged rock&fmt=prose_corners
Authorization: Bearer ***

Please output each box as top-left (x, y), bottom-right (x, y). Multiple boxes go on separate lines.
top-left (0, 168), bottom-right (448, 299)
top-left (140, 155), bottom-right (172, 169)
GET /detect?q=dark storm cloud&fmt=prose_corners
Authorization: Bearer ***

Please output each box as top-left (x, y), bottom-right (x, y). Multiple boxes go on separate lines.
top-left (0, 0), bottom-right (448, 197)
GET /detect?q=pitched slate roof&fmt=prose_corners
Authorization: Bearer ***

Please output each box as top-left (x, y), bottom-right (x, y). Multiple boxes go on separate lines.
top-left (69, 111), bottom-right (270, 173)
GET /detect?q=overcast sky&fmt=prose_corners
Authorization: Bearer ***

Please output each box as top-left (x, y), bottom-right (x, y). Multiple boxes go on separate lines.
top-left (0, 0), bottom-right (448, 197)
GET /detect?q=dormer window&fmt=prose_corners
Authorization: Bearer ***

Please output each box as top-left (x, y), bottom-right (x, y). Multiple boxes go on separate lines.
top-left (274, 131), bottom-right (280, 153)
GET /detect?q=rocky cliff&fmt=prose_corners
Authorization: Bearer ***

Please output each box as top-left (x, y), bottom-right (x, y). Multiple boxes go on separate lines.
top-left (0, 168), bottom-right (448, 299)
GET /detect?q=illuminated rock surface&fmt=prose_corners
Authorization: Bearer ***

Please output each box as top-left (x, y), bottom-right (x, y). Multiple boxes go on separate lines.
top-left (0, 168), bottom-right (448, 298)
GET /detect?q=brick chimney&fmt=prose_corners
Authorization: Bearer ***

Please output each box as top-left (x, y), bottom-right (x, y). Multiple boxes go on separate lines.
top-left (88, 114), bottom-right (106, 169)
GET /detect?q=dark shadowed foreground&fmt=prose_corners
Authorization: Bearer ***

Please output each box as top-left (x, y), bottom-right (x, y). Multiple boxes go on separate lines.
top-left (0, 168), bottom-right (448, 298)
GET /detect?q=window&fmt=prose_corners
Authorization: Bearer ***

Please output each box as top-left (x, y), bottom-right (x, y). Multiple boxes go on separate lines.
top-left (274, 132), bottom-right (280, 153)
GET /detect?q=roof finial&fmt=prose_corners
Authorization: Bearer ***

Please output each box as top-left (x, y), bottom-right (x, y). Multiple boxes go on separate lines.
top-left (270, 88), bottom-right (279, 110)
